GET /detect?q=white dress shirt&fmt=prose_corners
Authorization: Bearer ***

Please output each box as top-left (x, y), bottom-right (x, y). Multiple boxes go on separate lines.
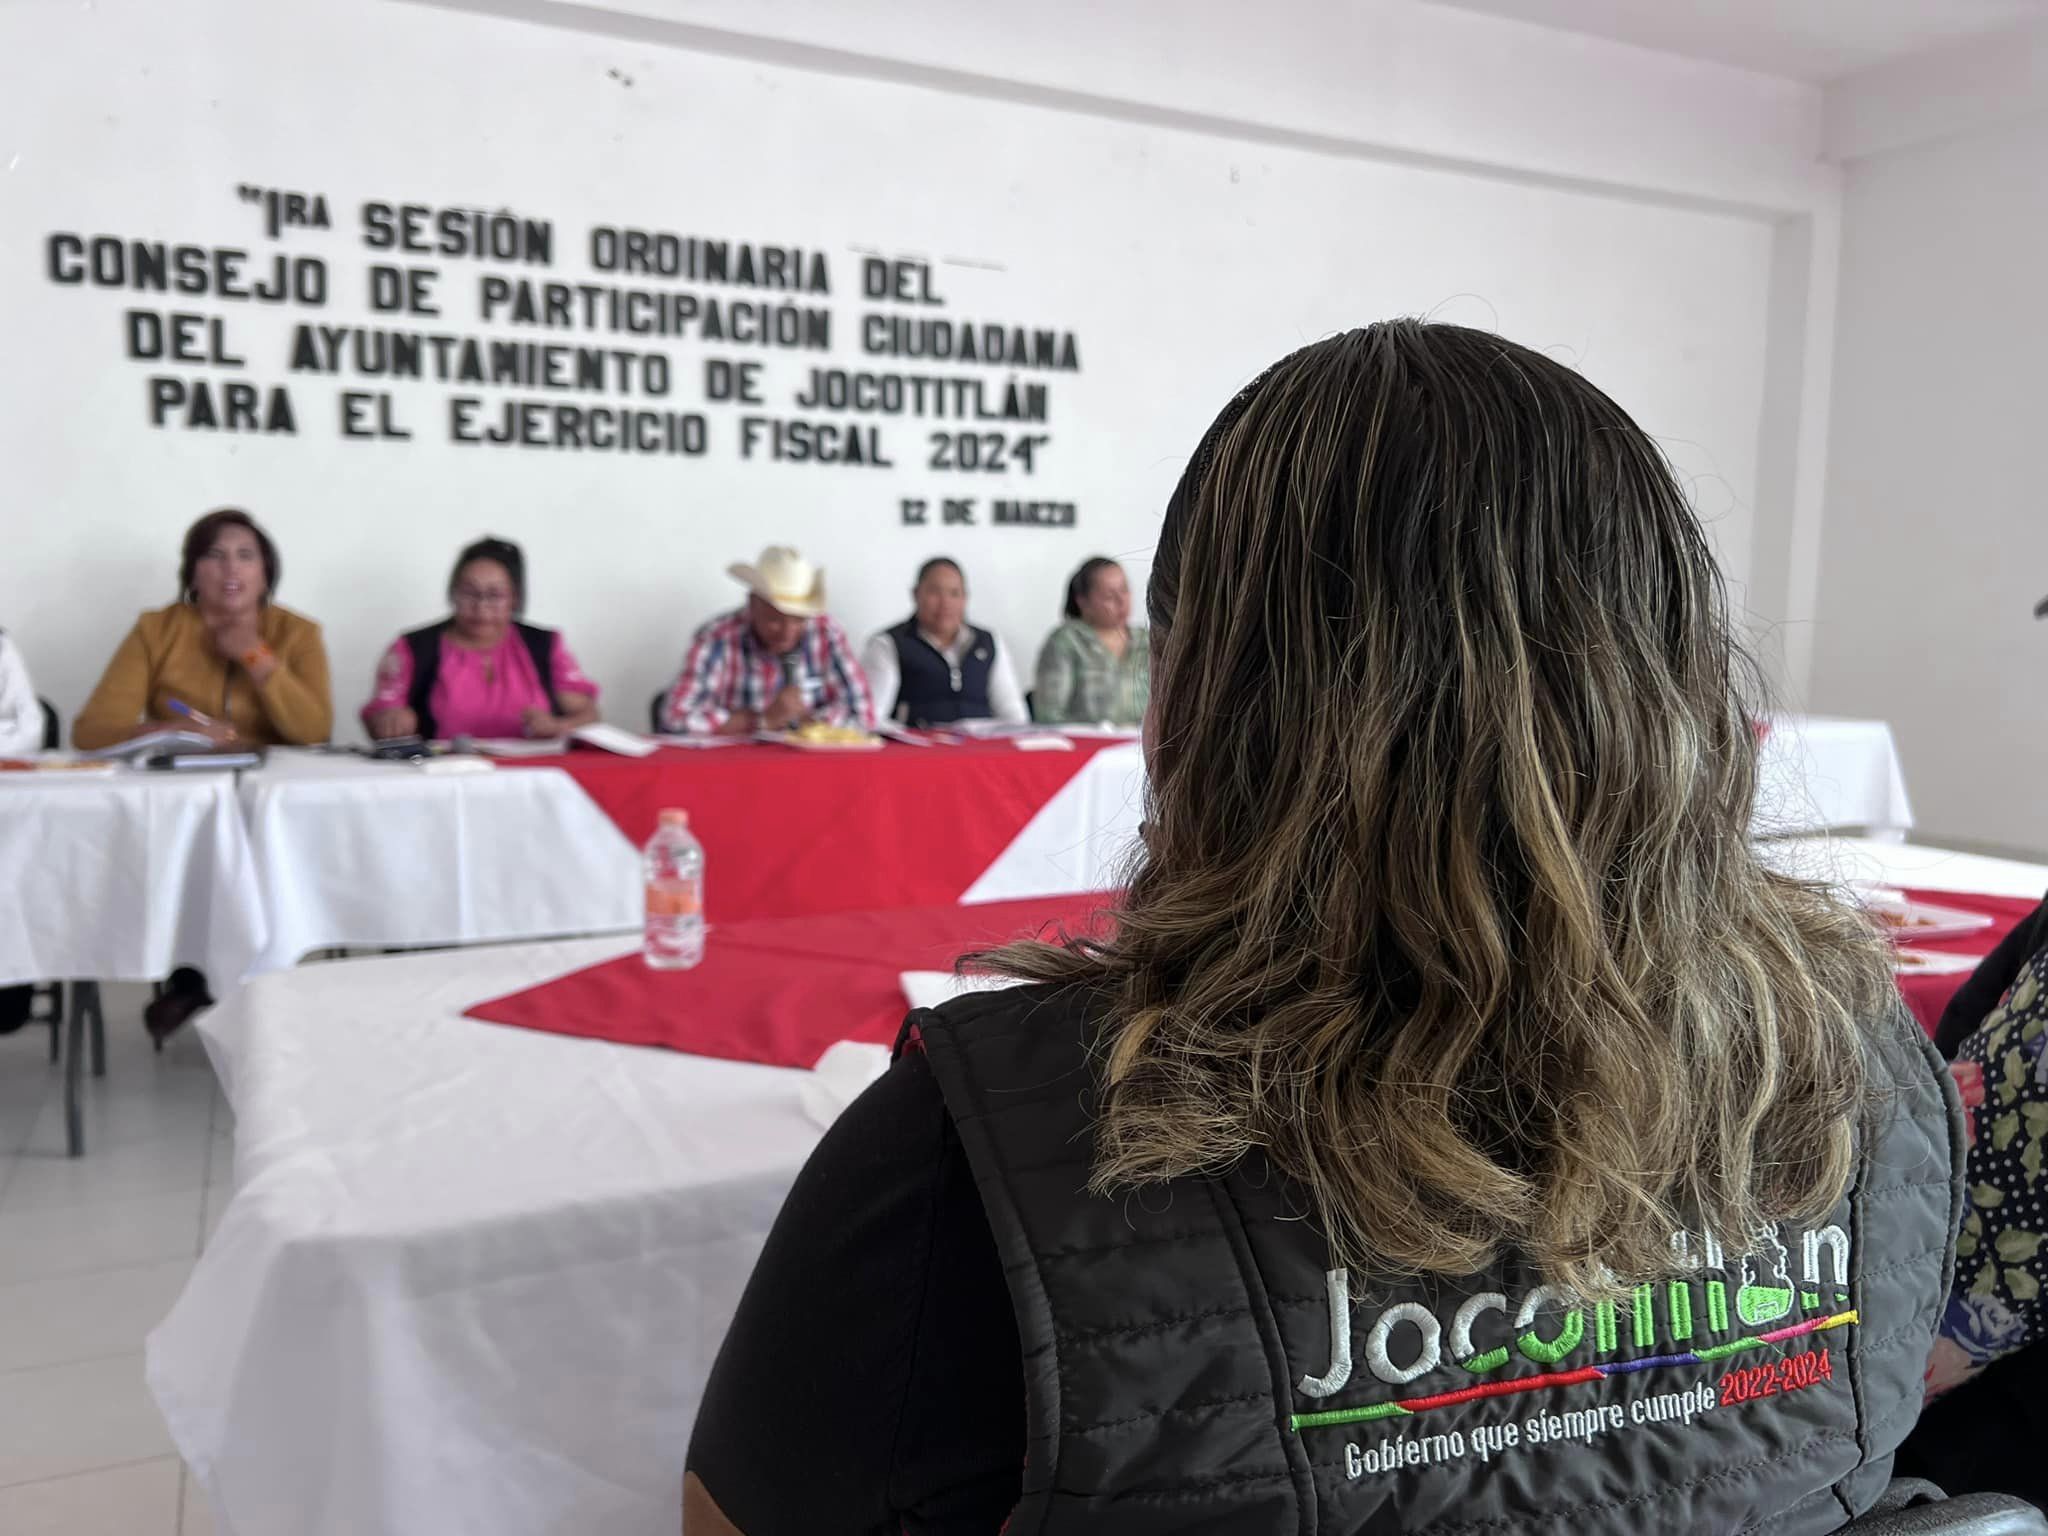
top-left (860, 623), bottom-right (1029, 725)
top-left (0, 632), bottom-right (42, 754)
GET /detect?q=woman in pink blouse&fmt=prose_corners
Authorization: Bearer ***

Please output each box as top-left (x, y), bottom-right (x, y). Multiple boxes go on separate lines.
top-left (363, 536), bottom-right (601, 741)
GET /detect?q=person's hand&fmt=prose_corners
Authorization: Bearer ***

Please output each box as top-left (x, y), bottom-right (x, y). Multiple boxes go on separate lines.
top-left (207, 613), bottom-right (262, 661)
top-left (716, 711), bottom-right (761, 737)
top-left (1924, 1336), bottom-right (1981, 1400)
top-left (763, 685), bottom-right (807, 731)
top-left (367, 707), bottom-right (418, 741)
top-left (208, 615), bottom-right (277, 685)
top-left (522, 708), bottom-right (570, 740)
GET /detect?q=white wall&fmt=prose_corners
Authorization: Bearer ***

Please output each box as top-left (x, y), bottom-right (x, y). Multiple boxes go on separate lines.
top-left (2, 0), bottom-right (1824, 737)
top-left (1810, 103), bottom-right (2048, 851)
top-left (1825, 12), bottom-right (2048, 163)
top-left (450, 0), bottom-right (1832, 211)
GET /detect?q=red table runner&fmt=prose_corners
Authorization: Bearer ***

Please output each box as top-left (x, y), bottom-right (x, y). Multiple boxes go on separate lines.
top-left (465, 883), bottom-right (2037, 1068)
top-left (1892, 887), bottom-right (2037, 1036)
top-left (464, 893), bottom-right (1115, 1069)
top-left (504, 739), bottom-right (1122, 923)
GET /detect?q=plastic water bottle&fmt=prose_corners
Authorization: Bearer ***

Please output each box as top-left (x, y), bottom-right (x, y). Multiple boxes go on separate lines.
top-left (643, 808), bottom-right (705, 970)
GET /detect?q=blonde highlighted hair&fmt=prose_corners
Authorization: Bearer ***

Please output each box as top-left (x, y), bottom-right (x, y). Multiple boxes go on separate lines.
top-left (985, 322), bottom-right (1891, 1298)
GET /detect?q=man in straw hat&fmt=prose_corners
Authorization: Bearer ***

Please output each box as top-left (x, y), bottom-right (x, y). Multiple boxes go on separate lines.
top-left (657, 545), bottom-right (874, 736)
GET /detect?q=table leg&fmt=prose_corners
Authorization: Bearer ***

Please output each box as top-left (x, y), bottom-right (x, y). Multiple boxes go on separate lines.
top-left (64, 982), bottom-right (86, 1158)
top-left (87, 983), bottom-right (105, 1078)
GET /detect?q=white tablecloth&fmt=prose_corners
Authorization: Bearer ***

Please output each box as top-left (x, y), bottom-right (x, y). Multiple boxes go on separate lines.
top-left (144, 833), bottom-right (2044, 1536)
top-left (0, 769), bottom-right (266, 987)
top-left (219, 720), bottom-right (1911, 978)
top-left (1754, 715), bottom-right (1914, 838)
top-left (968, 716), bottom-right (1914, 904)
top-left (149, 936), bottom-right (828, 1536)
top-left (236, 744), bottom-right (1148, 971)
top-left (962, 740), bottom-right (1146, 902)
top-left (1760, 834), bottom-right (2048, 901)
top-left (239, 750), bottom-right (641, 973)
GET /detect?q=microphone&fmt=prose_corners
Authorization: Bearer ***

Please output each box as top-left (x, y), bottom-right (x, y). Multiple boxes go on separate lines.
top-left (779, 652), bottom-right (801, 689)
top-left (2034, 596), bottom-right (2048, 620)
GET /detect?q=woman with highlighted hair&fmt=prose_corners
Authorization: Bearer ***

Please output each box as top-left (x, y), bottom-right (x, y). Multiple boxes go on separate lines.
top-left (684, 324), bottom-right (1960, 1534)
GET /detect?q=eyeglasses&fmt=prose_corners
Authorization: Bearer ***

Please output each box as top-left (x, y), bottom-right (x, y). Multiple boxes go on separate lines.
top-left (454, 587), bottom-right (514, 607)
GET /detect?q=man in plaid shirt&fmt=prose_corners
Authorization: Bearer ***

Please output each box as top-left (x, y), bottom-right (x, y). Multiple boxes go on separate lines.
top-left (658, 545), bottom-right (875, 736)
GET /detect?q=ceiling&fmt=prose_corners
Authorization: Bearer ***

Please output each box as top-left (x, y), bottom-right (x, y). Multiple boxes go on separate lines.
top-left (1431, 0), bottom-right (2048, 81)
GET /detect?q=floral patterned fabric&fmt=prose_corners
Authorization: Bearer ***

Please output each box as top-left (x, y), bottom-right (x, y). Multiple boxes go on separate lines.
top-left (1926, 946), bottom-right (2048, 1396)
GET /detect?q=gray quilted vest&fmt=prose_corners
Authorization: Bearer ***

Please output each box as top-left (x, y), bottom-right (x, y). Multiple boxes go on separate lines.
top-left (913, 984), bottom-right (1962, 1535)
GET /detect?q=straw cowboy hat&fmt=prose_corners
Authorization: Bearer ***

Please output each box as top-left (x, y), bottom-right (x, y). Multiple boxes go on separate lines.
top-left (728, 545), bottom-right (828, 618)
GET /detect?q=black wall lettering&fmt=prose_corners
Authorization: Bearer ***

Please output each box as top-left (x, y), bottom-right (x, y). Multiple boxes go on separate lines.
top-left (862, 257), bottom-right (942, 305)
top-left (48, 233), bottom-right (84, 283)
top-left (51, 196), bottom-right (1081, 495)
top-left (149, 376), bottom-right (184, 426)
top-left (126, 309), bottom-right (163, 360)
top-left (361, 202), bottom-right (396, 250)
top-left (369, 264), bottom-right (440, 315)
top-left (342, 390), bottom-right (411, 440)
top-left (704, 359), bottom-right (763, 402)
top-left (133, 310), bottom-right (246, 368)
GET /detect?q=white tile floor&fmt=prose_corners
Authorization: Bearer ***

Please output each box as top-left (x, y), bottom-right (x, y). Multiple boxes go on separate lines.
top-left (0, 984), bottom-right (229, 1534)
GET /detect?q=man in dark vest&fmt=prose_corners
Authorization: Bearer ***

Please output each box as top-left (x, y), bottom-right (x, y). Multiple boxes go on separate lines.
top-left (859, 558), bottom-right (1029, 728)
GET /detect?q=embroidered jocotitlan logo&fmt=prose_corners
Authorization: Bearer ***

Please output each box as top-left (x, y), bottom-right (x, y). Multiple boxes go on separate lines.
top-left (1292, 1223), bottom-right (1855, 1438)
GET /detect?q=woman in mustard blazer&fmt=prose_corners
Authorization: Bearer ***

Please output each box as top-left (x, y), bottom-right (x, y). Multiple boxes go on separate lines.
top-left (73, 507), bottom-right (332, 749)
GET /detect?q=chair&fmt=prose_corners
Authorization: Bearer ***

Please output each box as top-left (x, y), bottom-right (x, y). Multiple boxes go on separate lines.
top-left (38, 695), bottom-right (58, 751)
top-left (27, 977), bottom-right (65, 1064)
top-left (1837, 1479), bottom-right (2048, 1534)
top-left (649, 690), bottom-right (667, 734)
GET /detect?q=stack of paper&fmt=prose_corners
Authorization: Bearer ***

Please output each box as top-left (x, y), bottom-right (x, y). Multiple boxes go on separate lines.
top-left (569, 723), bottom-right (660, 757)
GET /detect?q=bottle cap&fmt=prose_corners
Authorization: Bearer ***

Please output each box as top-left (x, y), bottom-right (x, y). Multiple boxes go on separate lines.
top-left (658, 808), bottom-right (689, 828)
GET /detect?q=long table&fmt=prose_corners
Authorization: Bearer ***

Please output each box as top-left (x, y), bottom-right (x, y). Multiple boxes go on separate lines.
top-left (149, 835), bottom-right (2035, 1536)
top-left (229, 713), bottom-right (1911, 972)
top-left (237, 737), bottom-right (1147, 970)
top-left (146, 921), bottom-right (939, 1536)
top-left (238, 748), bottom-right (641, 973)
top-left (0, 714), bottom-right (1915, 990)
top-left (0, 768), bottom-right (264, 989)
top-left (0, 767), bottom-right (270, 1153)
